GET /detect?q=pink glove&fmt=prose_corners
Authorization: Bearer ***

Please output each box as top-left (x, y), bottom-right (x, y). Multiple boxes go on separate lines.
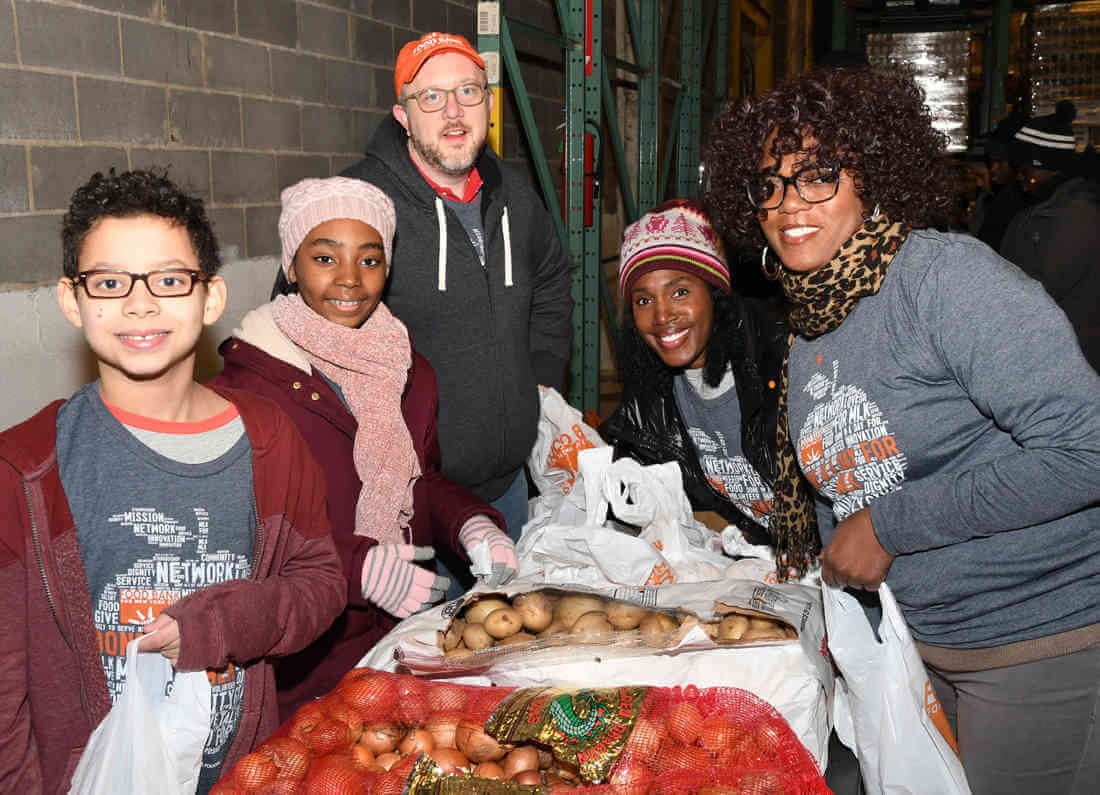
top-left (458, 515), bottom-right (518, 587)
top-left (360, 544), bottom-right (450, 618)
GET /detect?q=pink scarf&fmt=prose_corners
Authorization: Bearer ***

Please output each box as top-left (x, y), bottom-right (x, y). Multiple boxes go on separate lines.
top-left (270, 294), bottom-right (419, 544)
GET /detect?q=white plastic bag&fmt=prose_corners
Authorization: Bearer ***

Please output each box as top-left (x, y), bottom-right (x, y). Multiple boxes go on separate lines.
top-left (69, 640), bottom-right (212, 795)
top-left (518, 447), bottom-right (729, 585)
top-left (824, 583), bottom-right (970, 795)
top-left (527, 386), bottom-right (606, 497)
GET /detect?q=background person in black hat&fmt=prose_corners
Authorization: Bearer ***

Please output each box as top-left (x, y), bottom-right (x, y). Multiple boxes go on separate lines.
top-left (972, 111), bottom-right (1030, 251)
top-left (1000, 101), bottom-right (1100, 373)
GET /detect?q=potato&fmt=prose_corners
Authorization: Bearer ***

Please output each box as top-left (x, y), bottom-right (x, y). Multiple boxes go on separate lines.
top-left (569, 611), bottom-right (614, 640)
top-left (444, 646), bottom-right (473, 659)
top-left (483, 607), bottom-right (523, 639)
top-left (554, 594), bottom-right (607, 628)
top-left (537, 618), bottom-right (570, 638)
top-left (496, 631), bottom-right (536, 646)
top-left (605, 601), bottom-right (646, 630)
top-left (638, 611), bottom-right (677, 634)
top-left (442, 618), bottom-right (466, 651)
top-left (741, 626), bottom-right (789, 641)
top-left (678, 615), bottom-right (717, 640)
top-left (513, 591), bottom-right (555, 633)
top-left (742, 617), bottom-right (790, 642)
top-left (638, 611), bottom-right (678, 647)
top-left (717, 614), bottom-right (750, 641)
top-left (463, 622), bottom-right (495, 650)
top-left (464, 597), bottom-right (511, 625)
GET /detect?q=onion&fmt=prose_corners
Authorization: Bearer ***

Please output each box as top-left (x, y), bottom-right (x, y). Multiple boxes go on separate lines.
top-left (399, 727), bottom-right (435, 756)
top-left (424, 713), bottom-right (461, 750)
top-left (429, 747), bottom-right (470, 774)
top-left (374, 751), bottom-right (401, 771)
top-left (351, 744), bottom-right (375, 770)
top-left (473, 761), bottom-right (505, 779)
top-left (502, 745), bottom-right (539, 779)
top-left (555, 759), bottom-right (580, 781)
top-left (609, 758), bottom-right (651, 794)
top-left (512, 769), bottom-right (542, 785)
top-left (360, 722), bottom-right (401, 755)
top-left (455, 719), bottom-right (507, 763)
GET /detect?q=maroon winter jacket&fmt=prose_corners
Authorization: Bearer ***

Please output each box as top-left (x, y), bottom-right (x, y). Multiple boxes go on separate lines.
top-left (210, 330), bottom-right (504, 721)
top-left (0, 387), bottom-right (346, 795)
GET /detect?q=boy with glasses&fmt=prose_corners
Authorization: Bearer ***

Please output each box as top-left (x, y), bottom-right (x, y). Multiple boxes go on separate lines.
top-left (339, 32), bottom-right (574, 593)
top-left (0, 170), bottom-right (345, 793)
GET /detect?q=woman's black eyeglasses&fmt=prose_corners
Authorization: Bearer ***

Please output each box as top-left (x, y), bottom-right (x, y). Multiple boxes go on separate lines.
top-left (747, 165), bottom-right (842, 210)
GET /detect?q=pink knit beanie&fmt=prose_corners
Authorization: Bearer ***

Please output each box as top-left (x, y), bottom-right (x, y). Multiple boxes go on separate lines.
top-left (618, 199), bottom-right (730, 296)
top-left (278, 177), bottom-right (396, 275)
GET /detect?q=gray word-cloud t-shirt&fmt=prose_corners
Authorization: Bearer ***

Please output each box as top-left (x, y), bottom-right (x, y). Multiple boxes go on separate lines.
top-left (57, 383), bottom-right (254, 792)
top-left (673, 370), bottom-right (773, 529)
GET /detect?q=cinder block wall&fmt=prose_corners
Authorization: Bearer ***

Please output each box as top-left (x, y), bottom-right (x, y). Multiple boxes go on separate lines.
top-left (0, 0), bottom-right (564, 428)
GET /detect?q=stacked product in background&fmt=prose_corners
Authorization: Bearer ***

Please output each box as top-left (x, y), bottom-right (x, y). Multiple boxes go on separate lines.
top-left (867, 30), bottom-right (971, 152)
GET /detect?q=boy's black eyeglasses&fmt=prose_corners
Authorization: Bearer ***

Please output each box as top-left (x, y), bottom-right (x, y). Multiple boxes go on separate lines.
top-left (71, 269), bottom-right (208, 299)
top-left (405, 83), bottom-right (488, 113)
top-left (746, 165), bottom-right (842, 210)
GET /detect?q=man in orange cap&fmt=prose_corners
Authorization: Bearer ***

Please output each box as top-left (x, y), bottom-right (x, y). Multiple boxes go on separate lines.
top-left (341, 32), bottom-right (574, 591)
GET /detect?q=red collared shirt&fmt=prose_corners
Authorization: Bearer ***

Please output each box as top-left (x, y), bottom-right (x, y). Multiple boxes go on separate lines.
top-left (415, 162), bottom-right (483, 203)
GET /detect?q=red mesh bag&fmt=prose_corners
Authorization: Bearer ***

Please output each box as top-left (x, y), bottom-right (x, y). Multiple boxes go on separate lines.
top-left (213, 668), bottom-right (828, 794)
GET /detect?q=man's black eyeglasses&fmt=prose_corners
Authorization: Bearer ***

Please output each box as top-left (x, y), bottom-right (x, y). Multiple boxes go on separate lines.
top-left (71, 269), bottom-right (208, 299)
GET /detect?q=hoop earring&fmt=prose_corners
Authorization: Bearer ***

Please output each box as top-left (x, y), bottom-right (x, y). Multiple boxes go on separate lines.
top-left (761, 245), bottom-right (781, 280)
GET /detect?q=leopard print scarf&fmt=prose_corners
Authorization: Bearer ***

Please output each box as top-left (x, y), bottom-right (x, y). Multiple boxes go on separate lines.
top-left (767, 215), bottom-right (910, 580)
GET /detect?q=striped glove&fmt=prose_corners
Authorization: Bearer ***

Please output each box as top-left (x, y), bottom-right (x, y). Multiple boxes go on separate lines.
top-left (360, 544), bottom-right (450, 618)
top-left (458, 515), bottom-right (518, 588)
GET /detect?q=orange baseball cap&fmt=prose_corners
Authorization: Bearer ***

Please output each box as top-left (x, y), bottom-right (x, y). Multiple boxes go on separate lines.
top-left (394, 32), bottom-right (486, 99)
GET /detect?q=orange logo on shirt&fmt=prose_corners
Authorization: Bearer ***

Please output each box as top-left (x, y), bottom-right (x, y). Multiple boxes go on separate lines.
top-left (800, 435), bottom-right (824, 466)
top-left (118, 588), bottom-right (181, 625)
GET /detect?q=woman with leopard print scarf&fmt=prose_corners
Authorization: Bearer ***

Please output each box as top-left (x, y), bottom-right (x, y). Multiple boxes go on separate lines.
top-left (705, 67), bottom-right (1100, 794)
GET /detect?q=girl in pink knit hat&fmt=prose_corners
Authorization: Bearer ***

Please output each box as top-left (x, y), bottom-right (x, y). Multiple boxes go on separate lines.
top-left (600, 199), bottom-right (787, 546)
top-left (210, 177), bottom-right (516, 720)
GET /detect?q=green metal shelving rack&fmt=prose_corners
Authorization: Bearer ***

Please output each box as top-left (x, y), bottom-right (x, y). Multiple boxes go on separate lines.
top-left (478, 0), bottom-right (727, 412)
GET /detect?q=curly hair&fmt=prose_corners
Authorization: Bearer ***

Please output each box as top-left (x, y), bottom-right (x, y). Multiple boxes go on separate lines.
top-left (617, 285), bottom-right (746, 391)
top-left (62, 169), bottom-right (221, 279)
top-left (703, 66), bottom-right (953, 253)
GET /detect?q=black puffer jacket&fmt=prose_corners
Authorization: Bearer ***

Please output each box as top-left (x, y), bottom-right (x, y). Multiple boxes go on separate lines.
top-left (600, 296), bottom-right (786, 542)
top-left (1000, 174), bottom-right (1100, 373)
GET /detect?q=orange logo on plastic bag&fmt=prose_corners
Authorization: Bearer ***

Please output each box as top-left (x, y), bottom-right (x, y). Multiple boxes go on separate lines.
top-left (645, 562), bottom-right (674, 585)
top-left (925, 681), bottom-right (960, 755)
top-left (546, 425), bottom-right (599, 494)
top-left (645, 541), bottom-right (674, 584)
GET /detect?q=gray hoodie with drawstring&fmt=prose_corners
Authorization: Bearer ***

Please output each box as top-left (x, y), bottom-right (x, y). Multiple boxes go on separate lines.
top-left (342, 116), bottom-right (574, 501)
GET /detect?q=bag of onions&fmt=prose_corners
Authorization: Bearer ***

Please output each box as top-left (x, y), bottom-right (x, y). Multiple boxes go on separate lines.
top-left (212, 668), bottom-right (829, 794)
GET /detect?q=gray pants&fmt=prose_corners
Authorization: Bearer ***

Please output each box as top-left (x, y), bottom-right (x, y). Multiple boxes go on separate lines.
top-left (927, 642), bottom-right (1100, 795)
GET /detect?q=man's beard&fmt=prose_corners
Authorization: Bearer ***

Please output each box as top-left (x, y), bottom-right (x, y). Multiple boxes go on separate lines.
top-left (409, 124), bottom-right (482, 177)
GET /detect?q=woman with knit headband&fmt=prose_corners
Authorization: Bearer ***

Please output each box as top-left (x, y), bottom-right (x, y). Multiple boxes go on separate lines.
top-left (210, 177), bottom-right (517, 720)
top-left (600, 199), bottom-right (786, 545)
top-left (705, 67), bottom-right (1100, 793)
